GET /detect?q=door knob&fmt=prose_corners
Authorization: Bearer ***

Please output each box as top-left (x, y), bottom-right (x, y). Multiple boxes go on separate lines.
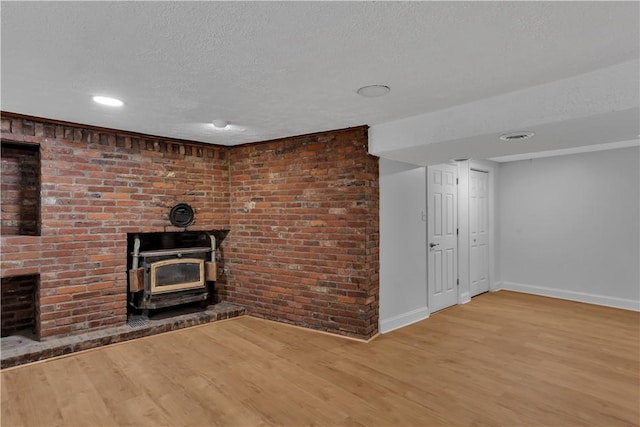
top-left (429, 243), bottom-right (439, 248)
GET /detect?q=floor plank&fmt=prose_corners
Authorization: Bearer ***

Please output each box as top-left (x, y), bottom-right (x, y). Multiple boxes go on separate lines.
top-left (2, 291), bottom-right (638, 426)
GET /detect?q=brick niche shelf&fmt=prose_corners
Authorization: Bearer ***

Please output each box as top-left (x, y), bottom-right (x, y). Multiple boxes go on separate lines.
top-left (1, 141), bottom-right (41, 236)
top-left (1, 274), bottom-right (39, 338)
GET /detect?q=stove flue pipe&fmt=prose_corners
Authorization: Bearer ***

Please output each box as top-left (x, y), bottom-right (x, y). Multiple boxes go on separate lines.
top-left (132, 234), bottom-right (141, 269)
top-left (204, 232), bottom-right (218, 282)
top-left (205, 232), bottom-right (216, 262)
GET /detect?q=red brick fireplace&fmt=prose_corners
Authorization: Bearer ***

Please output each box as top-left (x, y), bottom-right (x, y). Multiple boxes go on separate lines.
top-left (0, 113), bottom-right (379, 341)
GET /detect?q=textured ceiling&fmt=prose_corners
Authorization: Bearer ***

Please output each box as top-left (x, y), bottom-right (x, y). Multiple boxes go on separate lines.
top-left (1, 2), bottom-right (639, 150)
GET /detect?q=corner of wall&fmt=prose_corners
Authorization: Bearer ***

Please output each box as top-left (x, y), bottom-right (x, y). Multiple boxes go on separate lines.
top-left (379, 306), bottom-right (429, 334)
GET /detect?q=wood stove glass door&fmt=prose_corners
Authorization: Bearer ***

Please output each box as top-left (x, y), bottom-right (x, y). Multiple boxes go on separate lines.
top-left (150, 258), bottom-right (205, 294)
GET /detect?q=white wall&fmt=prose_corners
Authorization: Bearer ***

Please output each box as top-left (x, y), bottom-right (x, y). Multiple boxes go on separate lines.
top-left (379, 158), bottom-right (428, 333)
top-left (497, 146), bottom-right (640, 310)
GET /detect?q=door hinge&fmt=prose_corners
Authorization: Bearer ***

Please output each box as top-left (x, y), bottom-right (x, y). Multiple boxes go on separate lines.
top-left (456, 178), bottom-right (459, 184)
top-left (456, 228), bottom-right (459, 235)
top-left (457, 278), bottom-right (459, 286)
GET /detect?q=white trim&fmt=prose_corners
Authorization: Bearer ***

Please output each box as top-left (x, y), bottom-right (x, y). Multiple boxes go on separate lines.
top-left (490, 281), bottom-right (503, 292)
top-left (459, 291), bottom-right (471, 305)
top-left (379, 307), bottom-right (429, 334)
top-left (488, 139), bottom-right (639, 163)
top-left (456, 160), bottom-right (470, 305)
top-left (500, 281), bottom-right (640, 312)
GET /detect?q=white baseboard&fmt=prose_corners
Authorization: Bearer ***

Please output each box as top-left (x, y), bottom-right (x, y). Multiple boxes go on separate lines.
top-left (458, 291), bottom-right (471, 305)
top-left (500, 281), bottom-right (640, 312)
top-left (379, 307), bottom-right (429, 334)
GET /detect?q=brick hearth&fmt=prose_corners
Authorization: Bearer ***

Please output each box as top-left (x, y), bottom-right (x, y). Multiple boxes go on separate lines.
top-left (1, 302), bottom-right (245, 369)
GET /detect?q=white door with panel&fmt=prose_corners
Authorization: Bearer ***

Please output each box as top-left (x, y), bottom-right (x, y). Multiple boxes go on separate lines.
top-left (427, 164), bottom-right (458, 313)
top-left (469, 169), bottom-right (490, 297)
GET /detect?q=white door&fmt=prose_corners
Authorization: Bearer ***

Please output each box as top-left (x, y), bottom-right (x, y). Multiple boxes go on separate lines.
top-left (427, 164), bottom-right (458, 313)
top-left (469, 169), bottom-right (489, 297)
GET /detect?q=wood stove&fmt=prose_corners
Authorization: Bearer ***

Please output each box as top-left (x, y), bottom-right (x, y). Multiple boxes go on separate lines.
top-left (128, 231), bottom-right (219, 314)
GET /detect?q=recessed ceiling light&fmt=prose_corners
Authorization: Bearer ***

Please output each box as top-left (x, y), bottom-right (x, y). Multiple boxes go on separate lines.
top-left (212, 120), bottom-right (229, 129)
top-left (357, 85), bottom-right (390, 97)
top-left (92, 96), bottom-right (124, 107)
top-left (499, 131), bottom-right (535, 142)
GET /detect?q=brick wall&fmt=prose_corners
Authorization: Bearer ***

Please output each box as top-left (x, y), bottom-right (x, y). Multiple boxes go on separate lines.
top-left (225, 127), bottom-right (379, 339)
top-left (0, 114), bottom-right (230, 338)
top-left (1, 113), bottom-right (379, 340)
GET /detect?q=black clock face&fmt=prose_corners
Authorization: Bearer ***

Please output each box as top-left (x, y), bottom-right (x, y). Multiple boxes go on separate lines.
top-left (169, 203), bottom-right (194, 227)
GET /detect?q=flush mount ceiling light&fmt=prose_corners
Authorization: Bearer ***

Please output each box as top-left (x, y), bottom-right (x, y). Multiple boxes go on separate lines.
top-left (209, 121), bottom-right (245, 132)
top-left (356, 85), bottom-right (390, 97)
top-left (499, 131), bottom-right (535, 142)
top-left (92, 96), bottom-right (124, 107)
top-left (211, 120), bottom-right (229, 129)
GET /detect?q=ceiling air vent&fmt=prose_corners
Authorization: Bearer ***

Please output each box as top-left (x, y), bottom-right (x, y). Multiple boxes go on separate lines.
top-left (499, 131), bottom-right (535, 142)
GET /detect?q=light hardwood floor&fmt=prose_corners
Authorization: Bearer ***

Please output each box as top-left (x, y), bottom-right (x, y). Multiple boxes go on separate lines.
top-left (2, 291), bottom-right (639, 426)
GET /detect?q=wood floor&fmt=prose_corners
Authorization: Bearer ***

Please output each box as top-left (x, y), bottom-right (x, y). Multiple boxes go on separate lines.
top-left (2, 291), bottom-right (638, 427)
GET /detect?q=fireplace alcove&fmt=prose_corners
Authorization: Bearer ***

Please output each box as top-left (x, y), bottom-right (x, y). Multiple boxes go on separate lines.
top-left (126, 230), bottom-right (229, 318)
